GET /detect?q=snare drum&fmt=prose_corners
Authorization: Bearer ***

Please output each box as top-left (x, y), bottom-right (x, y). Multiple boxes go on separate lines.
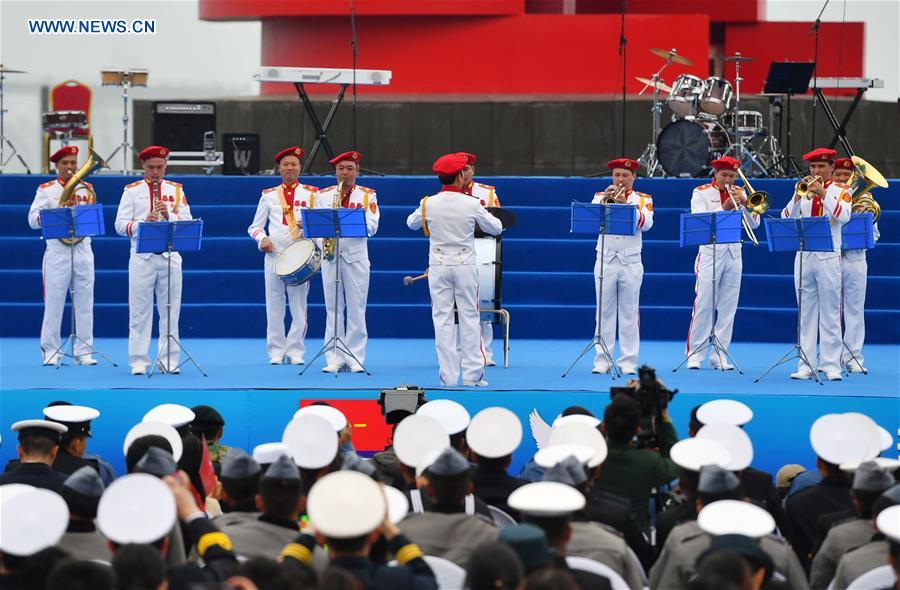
top-left (667, 75), bottom-right (704, 117)
top-left (274, 239), bottom-right (322, 286)
top-left (699, 77), bottom-right (734, 116)
top-left (101, 69), bottom-right (149, 87)
top-left (723, 110), bottom-right (764, 136)
top-left (42, 110), bottom-right (87, 132)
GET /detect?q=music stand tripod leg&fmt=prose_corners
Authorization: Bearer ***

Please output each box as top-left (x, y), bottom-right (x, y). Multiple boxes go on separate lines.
top-left (840, 342), bottom-right (867, 376)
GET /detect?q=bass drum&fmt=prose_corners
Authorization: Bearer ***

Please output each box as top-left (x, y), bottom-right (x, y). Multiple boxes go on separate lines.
top-left (657, 119), bottom-right (730, 177)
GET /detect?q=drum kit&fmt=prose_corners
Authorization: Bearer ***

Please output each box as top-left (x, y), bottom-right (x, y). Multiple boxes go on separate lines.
top-left (637, 49), bottom-right (769, 178)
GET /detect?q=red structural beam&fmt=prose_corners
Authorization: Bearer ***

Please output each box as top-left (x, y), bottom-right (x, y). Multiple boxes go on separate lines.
top-left (572, 0), bottom-right (762, 23)
top-left (724, 22), bottom-right (865, 96)
top-left (200, 0), bottom-right (525, 19)
top-left (259, 14), bottom-right (710, 95)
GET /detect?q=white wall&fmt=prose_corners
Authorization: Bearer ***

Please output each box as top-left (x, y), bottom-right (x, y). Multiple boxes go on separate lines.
top-left (764, 0), bottom-right (900, 102)
top-left (0, 0), bottom-right (261, 173)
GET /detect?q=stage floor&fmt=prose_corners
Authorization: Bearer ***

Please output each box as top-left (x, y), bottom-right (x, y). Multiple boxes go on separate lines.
top-left (1, 338), bottom-right (897, 397)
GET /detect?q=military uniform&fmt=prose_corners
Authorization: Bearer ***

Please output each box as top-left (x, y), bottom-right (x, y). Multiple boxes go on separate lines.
top-left (586, 488), bottom-right (657, 570)
top-left (830, 538), bottom-right (889, 590)
top-left (27, 171), bottom-right (96, 365)
top-left (553, 555), bottom-right (614, 590)
top-left (398, 507), bottom-right (499, 568)
top-left (654, 501), bottom-right (696, 550)
top-left (841, 220), bottom-right (880, 371)
top-left (114, 168), bottom-right (194, 373)
top-left (247, 179), bottom-right (319, 364)
top-left (810, 519), bottom-right (874, 589)
top-left (57, 520), bottom-right (112, 562)
top-left (0, 462), bottom-right (67, 491)
top-left (464, 180), bottom-right (502, 365)
top-left (785, 474), bottom-right (852, 569)
top-left (218, 515), bottom-right (300, 560)
top-left (649, 520), bottom-right (809, 589)
top-left (471, 467), bottom-right (526, 520)
top-left (567, 520), bottom-right (645, 589)
top-left (742, 467), bottom-right (789, 535)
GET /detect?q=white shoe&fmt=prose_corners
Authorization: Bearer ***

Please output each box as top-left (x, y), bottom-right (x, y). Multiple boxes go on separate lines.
top-left (790, 369), bottom-right (812, 380)
top-left (825, 371), bottom-right (843, 381)
top-left (270, 356), bottom-right (284, 365)
top-left (131, 366), bottom-right (147, 376)
top-left (620, 366), bottom-right (637, 375)
top-left (462, 379), bottom-right (489, 387)
top-left (686, 362), bottom-right (701, 370)
top-left (322, 363), bottom-right (342, 373)
top-left (157, 363), bottom-right (180, 375)
top-left (592, 363), bottom-right (610, 374)
top-left (710, 361), bottom-right (734, 371)
top-left (846, 363), bottom-right (867, 374)
top-left (43, 357), bottom-right (61, 367)
top-left (485, 359), bottom-right (496, 367)
top-left (76, 357), bottom-right (98, 366)
top-left (348, 362), bottom-right (365, 374)
top-left (287, 357), bottom-right (304, 366)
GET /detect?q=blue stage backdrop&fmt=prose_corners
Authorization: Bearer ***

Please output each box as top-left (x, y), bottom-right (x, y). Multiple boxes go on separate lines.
top-left (2, 175), bottom-right (897, 342)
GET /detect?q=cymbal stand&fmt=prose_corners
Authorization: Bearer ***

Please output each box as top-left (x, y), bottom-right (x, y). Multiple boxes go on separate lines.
top-left (105, 79), bottom-right (139, 174)
top-left (757, 96), bottom-right (787, 177)
top-left (724, 53), bottom-right (768, 176)
top-left (0, 70), bottom-right (32, 174)
top-left (636, 55), bottom-right (675, 177)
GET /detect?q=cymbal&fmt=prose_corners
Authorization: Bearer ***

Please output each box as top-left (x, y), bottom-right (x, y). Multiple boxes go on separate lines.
top-left (724, 55), bottom-right (754, 63)
top-left (635, 76), bottom-right (672, 94)
top-left (649, 48), bottom-right (693, 67)
top-left (475, 207), bottom-right (517, 238)
top-left (0, 65), bottom-right (26, 74)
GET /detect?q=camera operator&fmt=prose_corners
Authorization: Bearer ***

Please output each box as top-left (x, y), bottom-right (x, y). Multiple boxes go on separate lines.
top-left (593, 374), bottom-right (680, 534)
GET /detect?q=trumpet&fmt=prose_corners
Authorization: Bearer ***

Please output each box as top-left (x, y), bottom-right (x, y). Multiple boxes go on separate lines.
top-left (795, 175), bottom-right (822, 199)
top-left (723, 183), bottom-right (759, 247)
top-left (602, 184), bottom-right (626, 204)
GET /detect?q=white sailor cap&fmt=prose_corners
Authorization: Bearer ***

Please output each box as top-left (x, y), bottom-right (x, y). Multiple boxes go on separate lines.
top-left (467, 407), bottom-right (523, 459)
top-left (307, 471), bottom-right (386, 539)
top-left (294, 404), bottom-right (348, 432)
top-left (534, 444), bottom-right (594, 469)
top-left (548, 422), bottom-right (608, 467)
top-left (97, 473), bottom-right (176, 544)
top-left (417, 399), bottom-right (470, 435)
top-left (42, 405), bottom-right (100, 437)
top-left (0, 486), bottom-right (69, 556)
top-left (282, 414), bottom-right (339, 470)
top-left (696, 424), bottom-right (754, 471)
top-left (810, 414), bottom-right (878, 465)
top-left (142, 404), bottom-right (196, 428)
top-left (670, 438), bottom-right (732, 472)
top-left (508, 481), bottom-right (585, 517)
top-left (392, 414), bottom-right (450, 469)
top-left (877, 425), bottom-right (893, 452)
top-left (11, 419), bottom-right (67, 441)
top-left (843, 413), bottom-right (886, 461)
top-left (123, 421), bottom-right (183, 462)
top-left (697, 500), bottom-right (775, 538)
top-left (551, 414), bottom-right (601, 429)
top-left (696, 400), bottom-right (753, 426)
top-left (252, 442), bottom-right (290, 466)
top-left (384, 484), bottom-right (410, 524)
top-left (841, 456), bottom-right (900, 473)
top-left (876, 505), bottom-right (900, 543)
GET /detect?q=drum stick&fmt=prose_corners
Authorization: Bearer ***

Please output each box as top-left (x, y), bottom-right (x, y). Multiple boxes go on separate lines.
top-left (403, 271), bottom-right (429, 286)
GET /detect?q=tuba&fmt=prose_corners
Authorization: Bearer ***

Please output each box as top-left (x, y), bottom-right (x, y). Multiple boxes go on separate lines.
top-left (322, 180), bottom-right (343, 261)
top-left (58, 149), bottom-right (106, 245)
top-left (846, 156), bottom-right (887, 222)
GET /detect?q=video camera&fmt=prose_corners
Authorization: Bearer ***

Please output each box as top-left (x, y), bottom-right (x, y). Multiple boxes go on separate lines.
top-left (610, 364), bottom-right (677, 449)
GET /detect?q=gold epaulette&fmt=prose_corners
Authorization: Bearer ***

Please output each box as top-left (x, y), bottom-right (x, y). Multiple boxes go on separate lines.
top-left (262, 186), bottom-right (278, 194)
top-left (358, 185), bottom-right (375, 194)
top-left (322, 185), bottom-right (336, 192)
top-left (82, 180), bottom-right (93, 188)
top-left (125, 180), bottom-right (143, 189)
top-left (696, 183), bottom-right (712, 190)
top-left (302, 184), bottom-right (319, 192)
top-left (636, 191), bottom-right (652, 198)
top-left (477, 182), bottom-right (495, 190)
top-left (39, 180), bottom-right (56, 189)
top-left (163, 179), bottom-right (183, 188)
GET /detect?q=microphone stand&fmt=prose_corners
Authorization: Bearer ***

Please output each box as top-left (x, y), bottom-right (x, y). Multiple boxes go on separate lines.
top-left (809, 0), bottom-right (830, 146)
top-left (618, 0), bottom-right (628, 155)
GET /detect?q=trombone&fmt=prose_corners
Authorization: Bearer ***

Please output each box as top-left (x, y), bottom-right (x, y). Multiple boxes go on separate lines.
top-left (728, 170), bottom-right (772, 247)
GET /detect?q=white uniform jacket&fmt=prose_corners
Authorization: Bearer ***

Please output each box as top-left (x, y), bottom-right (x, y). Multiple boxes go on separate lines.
top-left (690, 181), bottom-right (760, 257)
top-left (28, 178), bottom-right (95, 250)
top-left (780, 181), bottom-right (851, 257)
top-left (407, 189), bottom-right (503, 265)
top-left (114, 179), bottom-right (194, 255)
top-left (591, 189), bottom-right (654, 262)
top-left (468, 182), bottom-right (501, 208)
top-left (314, 184), bottom-right (379, 263)
top-left (247, 182), bottom-right (320, 250)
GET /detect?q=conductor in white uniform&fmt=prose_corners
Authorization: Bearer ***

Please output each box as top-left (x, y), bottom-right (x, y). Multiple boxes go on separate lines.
top-left (407, 153), bottom-right (503, 387)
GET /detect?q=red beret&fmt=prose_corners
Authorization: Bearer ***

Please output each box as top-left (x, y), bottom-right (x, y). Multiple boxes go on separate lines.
top-left (274, 146), bottom-right (304, 163)
top-left (138, 145), bottom-right (170, 161)
top-left (329, 150), bottom-right (361, 166)
top-left (802, 148), bottom-right (837, 163)
top-left (833, 157), bottom-right (854, 171)
top-left (49, 145), bottom-right (78, 164)
top-left (456, 152), bottom-right (477, 165)
top-left (607, 158), bottom-right (639, 173)
top-left (711, 156), bottom-right (741, 171)
top-left (432, 153), bottom-right (468, 176)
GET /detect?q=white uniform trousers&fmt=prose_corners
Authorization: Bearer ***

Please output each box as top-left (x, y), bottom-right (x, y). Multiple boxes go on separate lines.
top-left (320, 258), bottom-right (370, 367)
top-left (41, 243), bottom-right (94, 362)
top-left (794, 253), bottom-right (843, 374)
top-left (480, 321), bottom-right (495, 362)
top-left (128, 253), bottom-right (182, 371)
top-left (263, 252), bottom-right (309, 361)
top-left (429, 265), bottom-right (485, 385)
top-left (685, 250), bottom-right (742, 364)
top-left (593, 257), bottom-right (642, 372)
top-left (841, 254), bottom-right (867, 368)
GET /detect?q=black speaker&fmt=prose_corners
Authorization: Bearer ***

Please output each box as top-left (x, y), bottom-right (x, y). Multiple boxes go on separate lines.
top-left (223, 133), bottom-right (260, 175)
top-left (151, 102), bottom-right (216, 152)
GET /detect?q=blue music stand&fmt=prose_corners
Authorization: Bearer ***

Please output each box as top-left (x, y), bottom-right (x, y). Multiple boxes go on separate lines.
top-left (300, 208), bottom-right (369, 376)
top-left (841, 213), bottom-right (875, 251)
top-left (672, 211), bottom-right (744, 374)
top-left (562, 202), bottom-right (637, 379)
top-left (40, 204), bottom-right (116, 368)
top-left (755, 217), bottom-right (834, 385)
top-left (135, 220), bottom-right (207, 377)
